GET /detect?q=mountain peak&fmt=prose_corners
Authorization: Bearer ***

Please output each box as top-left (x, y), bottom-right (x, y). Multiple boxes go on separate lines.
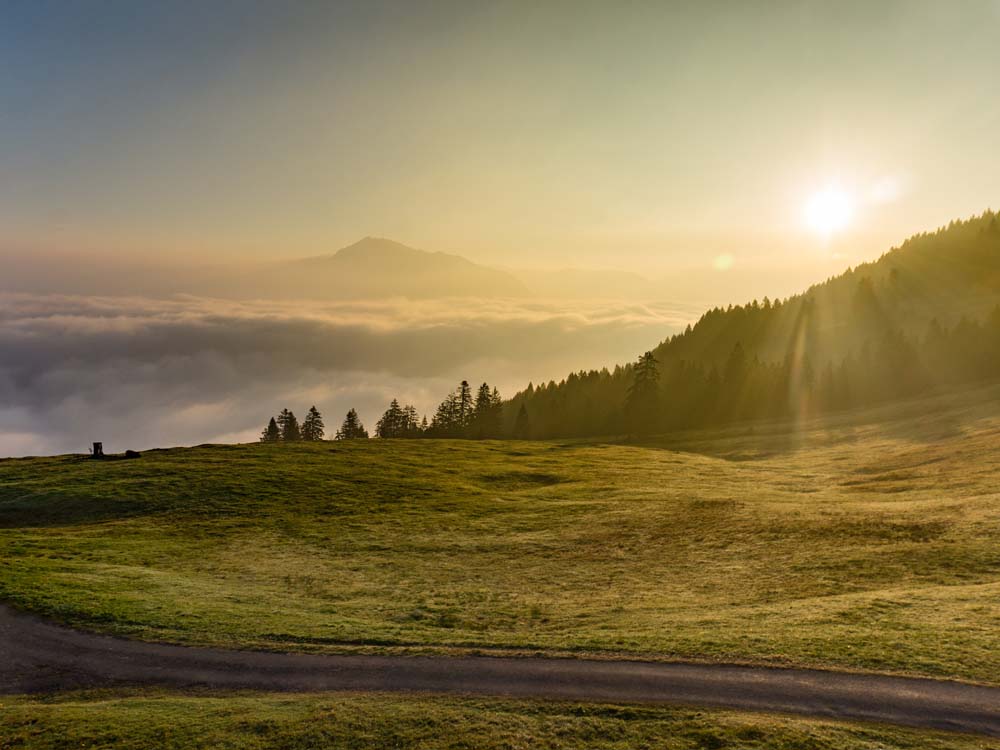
top-left (336, 237), bottom-right (426, 260)
top-left (287, 238), bottom-right (530, 299)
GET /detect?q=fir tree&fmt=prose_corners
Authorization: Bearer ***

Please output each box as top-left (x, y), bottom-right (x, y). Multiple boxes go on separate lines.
top-left (430, 381), bottom-right (477, 437)
top-left (625, 351), bottom-right (660, 436)
top-left (403, 404), bottom-right (420, 436)
top-left (376, 399), bottom-right (409, 438)
top-left (488, 385), bottom-right (504, 437)
top-left (277, 409), bottom-right (301, 441)
top-left (456, 380), bottom-right (473, 431)
top-left (474, 382), bottom-right (491, 413)
top-left (472, 382), bottom-right (492, 438)
top-left (430, 391), bottom-right (459, 437)
top-left (301, 406), bottom-right (325, 441)
top-left (260, 416), bottom-right (281, 443)
top-left (471, 382), bottom-right (503, 438)
top-left (335, 408), bottom-right (368, 439)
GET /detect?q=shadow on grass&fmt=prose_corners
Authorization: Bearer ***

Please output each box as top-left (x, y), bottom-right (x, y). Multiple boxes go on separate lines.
top-left (0, 493), bottom-right (157, 528)
top-left (476, 471), bottom-right (568, 491)
top-left (0, 455), bottom-right (160, 528)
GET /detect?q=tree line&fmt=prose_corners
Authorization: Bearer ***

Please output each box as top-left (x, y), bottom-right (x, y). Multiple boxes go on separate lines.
top-left (260, 406), bottom-right (325, 442)
top-left (260, 303), bottom-right (1000, 444)
top-left (259, 381), bottom-right (506, 443)
top-left (505, 211), bottom-right (1000, 438)
top-left (506, 302), bottom-right (1000, 439)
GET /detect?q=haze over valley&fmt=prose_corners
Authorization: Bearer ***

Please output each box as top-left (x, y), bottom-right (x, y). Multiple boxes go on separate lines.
top-left (0, 232), bottom-right (831, 456)
top-left (5, 213), bottom-right (997, 457)
top-left (3, 3), bottom-right (1000, 748)
top-left (0, 289), bottom-right (696, 456)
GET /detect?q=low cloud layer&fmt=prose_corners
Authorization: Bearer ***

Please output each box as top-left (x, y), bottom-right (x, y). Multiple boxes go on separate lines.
top-left (0, 293), bottom-right (695, 456)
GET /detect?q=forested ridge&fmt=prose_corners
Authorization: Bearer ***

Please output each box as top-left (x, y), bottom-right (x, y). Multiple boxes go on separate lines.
top-left (261, 212), bottom-right (1000, 442)
top-left (504, 211), bottom-right (1000, 438)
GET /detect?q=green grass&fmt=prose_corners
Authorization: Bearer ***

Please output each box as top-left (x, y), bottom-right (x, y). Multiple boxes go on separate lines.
top-left (1, 384), bottom-right (999, 682)
top-left (2, 691), bottom-right (996, 750)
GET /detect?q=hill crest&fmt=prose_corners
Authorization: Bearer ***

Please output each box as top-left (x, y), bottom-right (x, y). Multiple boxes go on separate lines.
top-left (507, 210), bottom-right (1000, 438)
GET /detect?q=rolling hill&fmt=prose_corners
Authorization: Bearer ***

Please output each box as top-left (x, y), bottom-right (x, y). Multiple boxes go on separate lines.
top-left (1, 382), bottom-right (998, 685)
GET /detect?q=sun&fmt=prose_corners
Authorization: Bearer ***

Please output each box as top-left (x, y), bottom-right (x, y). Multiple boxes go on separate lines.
top-left (804, 186), bottom-right (855, 236)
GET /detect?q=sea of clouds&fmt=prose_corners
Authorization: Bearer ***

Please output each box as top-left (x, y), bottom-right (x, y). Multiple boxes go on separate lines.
top-left (0, 293), bottom-right (697, 456)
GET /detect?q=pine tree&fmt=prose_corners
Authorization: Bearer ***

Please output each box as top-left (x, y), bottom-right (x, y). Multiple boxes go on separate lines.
top-left (301, 406), bottom-right (325, 441)
top-left (487, 385), bottom-right (504, 438)
top-left (277, 409), bottom-right (301, 441)
top-left (474, 382), bottom-right (491, 413)
top-left (456, 380), bottom-right (473, 432)
top-left (403, 404), bottom-right (420, 436)
top-left (472, 382), bottom-right (492, 438)
top-left (624, 351), bottom-right (660, 436)
top-left (429, 382), bottom-right (472, 438)
top-left (512, 403), bottom-right (531, 439)
top-left (335, 408), bottom-right (368, 439)
top-left (471, 382), bottom-right (503, 438)
top-left (430, 393), bottom-right (456, 436)
top-left (376, 399), bottom-right (408, 438)
top-left (260, 416), bottom-right (281, 443)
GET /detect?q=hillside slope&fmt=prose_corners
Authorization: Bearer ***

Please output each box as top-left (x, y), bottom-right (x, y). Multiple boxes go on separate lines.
top-left (1, 383), bottom-right (998, 683)
top-left (508, 211), bottom-right (1000, 437)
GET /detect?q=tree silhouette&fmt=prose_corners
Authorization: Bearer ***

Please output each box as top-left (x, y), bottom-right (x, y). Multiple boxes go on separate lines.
top-left (376, 399), bottom-right (405, 438)
top-left (403, 404), bottom-right (420, 436)
top-left (375, 399), bottom-right (422, 438)
top-left (456, 380), bottom-right (473, 430)
top-left (625, 351), bottom-right (660, 436)
top-left (429, 380), bottom-right (476, 437)
top-left (471, 382), bottom-right (503, 438)
top-left (335, 408), bottom-right (368, 440)
top-left (430, 392), bottom-right (458, 436)
top-left (277, 409), bottom-right (301, 441)
top-left (301, 406), bottom-right (325, 441)
top-left (260, 417), bottom-right (281, 443)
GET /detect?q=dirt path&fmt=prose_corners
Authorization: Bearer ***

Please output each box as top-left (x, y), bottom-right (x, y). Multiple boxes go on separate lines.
top-left (2, 604), bottom-right (998, 737)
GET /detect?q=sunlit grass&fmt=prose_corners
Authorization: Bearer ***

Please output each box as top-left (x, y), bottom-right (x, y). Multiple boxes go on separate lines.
top-left (1, 383), bottom-right (999, 682)
top-left (1, 691), bottom-right (994, 750)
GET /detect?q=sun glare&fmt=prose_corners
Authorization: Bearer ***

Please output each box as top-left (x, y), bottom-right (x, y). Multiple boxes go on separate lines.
top-left (804, 187), bottom-right (855, 236)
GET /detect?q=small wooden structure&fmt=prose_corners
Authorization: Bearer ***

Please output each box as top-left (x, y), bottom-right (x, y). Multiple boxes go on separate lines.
top-left (92, 442), bottom-right (104, 458)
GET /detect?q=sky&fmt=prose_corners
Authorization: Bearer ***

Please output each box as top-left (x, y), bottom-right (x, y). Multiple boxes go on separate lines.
top-left (2, 0), bottom-right (998, 275)
top-left (2, 1), bottom-right (1000, 456)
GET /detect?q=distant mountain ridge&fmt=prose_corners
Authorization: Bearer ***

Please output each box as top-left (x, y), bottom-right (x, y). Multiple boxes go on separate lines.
top-left (276, 237), bottom-right (529, 299)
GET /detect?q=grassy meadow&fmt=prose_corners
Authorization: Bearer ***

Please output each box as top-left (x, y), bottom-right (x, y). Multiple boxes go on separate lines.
top-left (2, 691), bottom-right (997, 750)
top-left (1, 384), bottom-right (999, 683)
